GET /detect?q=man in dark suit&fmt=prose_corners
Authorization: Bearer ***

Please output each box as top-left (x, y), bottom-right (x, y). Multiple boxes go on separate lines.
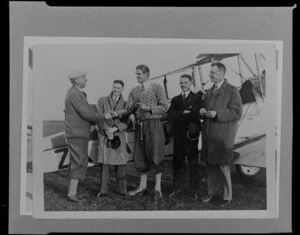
top-left (65, 71), bottom-right (105, 202)
top-left (168, 74), bottom-right (204, 199)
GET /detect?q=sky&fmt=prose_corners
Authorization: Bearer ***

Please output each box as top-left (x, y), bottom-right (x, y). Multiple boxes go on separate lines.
top-left (27, 40), bottom-right (276, 124)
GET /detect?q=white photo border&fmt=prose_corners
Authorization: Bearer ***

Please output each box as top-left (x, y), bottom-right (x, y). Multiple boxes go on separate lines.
top-left (25, 37), bottom-right (283, 219)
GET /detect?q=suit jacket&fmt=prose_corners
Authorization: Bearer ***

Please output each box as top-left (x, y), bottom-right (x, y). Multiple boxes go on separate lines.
top-left (201, 79), bottom-right (243, 165)
top-left (168, 91), bottom-right (203, 138)
top-left (64, 86), bottom-right (102, 139)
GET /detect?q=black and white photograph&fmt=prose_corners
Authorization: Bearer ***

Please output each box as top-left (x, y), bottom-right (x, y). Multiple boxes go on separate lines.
top-left (27, 37), bottom-right (281, 219)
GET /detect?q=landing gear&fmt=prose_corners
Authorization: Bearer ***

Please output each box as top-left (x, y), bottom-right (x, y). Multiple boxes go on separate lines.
top-left (236, 164), bottom-right (261, 178)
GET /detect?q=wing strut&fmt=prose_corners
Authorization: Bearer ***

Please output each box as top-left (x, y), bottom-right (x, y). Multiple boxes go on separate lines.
top-left (240, 55), bottom-right (256, 77)
top-left (254, 53), bottom-right (264, 100)
top-left (197, 65), bottom-right (207, 95)
top-left (163, 75), bottom-right (169, 100)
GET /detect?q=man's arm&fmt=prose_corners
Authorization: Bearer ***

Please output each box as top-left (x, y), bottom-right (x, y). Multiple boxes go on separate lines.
top-left (118, 90), bottom-right (137, 118)
top-left (168, 97), bottom-right (183, 122)
top-left (70, 92), bottom-right (104, 122)
top-left (111, 101), bottom-right (129, 132)
top-left (215, 87), bottom-right (243, 122)
top-left (181, 94), bottom-right (204, 122)
top-left (150, 84), bottom-right (170, 114)
top-left (96, 97), bottom-right (110, 130)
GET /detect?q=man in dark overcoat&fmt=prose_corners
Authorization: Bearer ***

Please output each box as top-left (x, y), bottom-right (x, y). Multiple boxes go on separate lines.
top-left (168, 74), bottom-right (204, 199)
top-left (200, 62), bottom-right (243, 207)
top-left (64, 71), bottom-right (105, 202)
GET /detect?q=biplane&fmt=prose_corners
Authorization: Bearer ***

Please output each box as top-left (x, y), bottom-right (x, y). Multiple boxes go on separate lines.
top-left (38, 53), bottom-right (266, 178)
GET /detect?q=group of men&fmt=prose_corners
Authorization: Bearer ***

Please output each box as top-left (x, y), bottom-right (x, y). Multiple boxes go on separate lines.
top-left (64, 62), bottom-right (243, 208)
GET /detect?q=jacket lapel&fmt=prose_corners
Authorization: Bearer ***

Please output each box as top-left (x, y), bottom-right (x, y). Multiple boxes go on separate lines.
top-left (73, 86), bottom-right (87, 102)
top-left (108, 95), bottom-right (114, 110)
top-left (208, 80), bottom-right (227, 109)
top-left (115, 95), bottom-right (124, 110)
top-left (177, 94), bottom-right (184, 109)
top-left (108, 93), bottom-right (124, 111)
top-left (184, 92), bottom-right (194, 109)
top-left (214, 79), bottom-right (227, 96)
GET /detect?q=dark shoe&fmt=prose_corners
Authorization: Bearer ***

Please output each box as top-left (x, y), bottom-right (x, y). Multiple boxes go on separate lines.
top-left (127, 187), bottom-right (147, 196)
top-left (96, 192), bottom-right (108, 198)
top-left (152, 191), bottom-right (162, 210)
top-left (220, 200), bottom-right (231, 207)
top-left (191, 193), bottom-right (198, 201)
top-left (93, 193), bottom-right (108, 206)
top-left (118, 192), bottom-right (128, 198)
top-left (210, 196), bottom-right (231, 207)
top-left (201, 195), bottom-right (213, 203)
top-left (154, 190), bottom-right (162, 199)
top-left (67, 195), bottom-right (82, 203)
top-left (168, 189), bottom-right (183, 198)
top-left (212, 199), bottom-right (231, 207)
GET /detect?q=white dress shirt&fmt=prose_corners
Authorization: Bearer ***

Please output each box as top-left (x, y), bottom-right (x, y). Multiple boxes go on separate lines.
top-left (181, 90), bottom-right (191, 99)
top-left (214, 79), bottom-right (225, 90)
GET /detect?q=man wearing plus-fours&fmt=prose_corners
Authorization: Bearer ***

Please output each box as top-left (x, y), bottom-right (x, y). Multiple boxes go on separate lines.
top-left (168, 74), bottom-right (204, 200)
top-left (200, 62), bottom-right (243, 207)
top-left (64, 71), bottom-right (104, 203)
top-left (119, 64), bottom-right (169, 207)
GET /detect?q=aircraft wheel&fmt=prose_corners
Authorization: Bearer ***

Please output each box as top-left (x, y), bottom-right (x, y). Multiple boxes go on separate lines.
top-left (236, 164), bottom-right (261, 178)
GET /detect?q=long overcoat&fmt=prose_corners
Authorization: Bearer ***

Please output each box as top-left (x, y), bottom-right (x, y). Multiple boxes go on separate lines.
top-left (96, 93), bottom-right (128, 165)
top-left (201, 79), bottom-right (243, 165)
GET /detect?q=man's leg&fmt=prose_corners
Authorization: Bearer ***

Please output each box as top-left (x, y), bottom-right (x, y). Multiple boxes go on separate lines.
top-left (186, 141), bottom-right (199, 198)
top-left (170, 137), bottom-right (186, 196)
top-left (154, 173), bottom-right (162, 192)
top-left (146, 119), bottom-right (165, 188)
top-left (115, 165), bottom-right (127, 195)
top-left (219, 164), bottom-right (232, 201)
top-left (128, 124), bottom-right (148, 196)
top-left (100, 164), bottom-right (110, 195)
top-left (128, 173), bottom-right (147, 196)
top-left (67, 138), bottom-right (88, 201)
top-left (68, 178), bottom-right (79, 197)
top-left (202, 164), bottom-right (223, 203)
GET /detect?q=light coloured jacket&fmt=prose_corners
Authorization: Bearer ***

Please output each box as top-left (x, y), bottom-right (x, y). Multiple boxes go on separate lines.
top-left (96, 93), bottom-right (129, 165)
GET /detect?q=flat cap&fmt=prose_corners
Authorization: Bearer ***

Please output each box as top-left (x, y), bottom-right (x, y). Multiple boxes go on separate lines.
top-left (68, 71), bottom-right (87, 80)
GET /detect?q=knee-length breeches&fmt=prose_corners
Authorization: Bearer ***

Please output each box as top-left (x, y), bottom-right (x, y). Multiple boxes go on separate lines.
top-left (134, 119), bottom-right (165, 174)
top-left (67, 138), bottom-right (89, 180)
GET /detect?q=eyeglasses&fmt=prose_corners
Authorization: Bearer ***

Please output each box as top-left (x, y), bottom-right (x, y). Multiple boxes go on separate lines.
top-left (179, 82), bottom-right (190, 85)
top-left (209, 70), bottom-right (221, 75)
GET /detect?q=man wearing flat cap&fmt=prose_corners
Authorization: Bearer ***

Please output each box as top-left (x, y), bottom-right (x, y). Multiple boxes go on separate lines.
top-left (65, 71), bottom-right (104, 202)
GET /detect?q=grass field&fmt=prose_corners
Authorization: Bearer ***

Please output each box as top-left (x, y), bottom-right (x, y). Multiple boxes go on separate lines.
top-left (44, 160), bottom-right (266, 211)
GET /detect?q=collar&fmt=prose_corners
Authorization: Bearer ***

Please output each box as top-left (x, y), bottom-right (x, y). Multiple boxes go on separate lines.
top-left (110, 93), bottom-right (122, 101)
top-left (214, 79), bottom-right (225, 90)
top-left (74, 85), bottom-right (84, 93)
top-left (112, 95), bottom-right (120, 101)
top-left (141, 80), bottom-right (151, 90)
top-left (182, 90), bottom-right (191, 97)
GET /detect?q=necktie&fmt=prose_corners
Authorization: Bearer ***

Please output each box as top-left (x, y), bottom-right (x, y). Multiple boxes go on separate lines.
top-left (113, 96), bottom-right (118, 108)
top-left (182, 93), bottom-right (186, 103)
top-left (212, 85), bottom-right (218, 94)
top-left (141, 84), bottom-right (145, 92)
top-left (82, 91), bottom-right (87, 98)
